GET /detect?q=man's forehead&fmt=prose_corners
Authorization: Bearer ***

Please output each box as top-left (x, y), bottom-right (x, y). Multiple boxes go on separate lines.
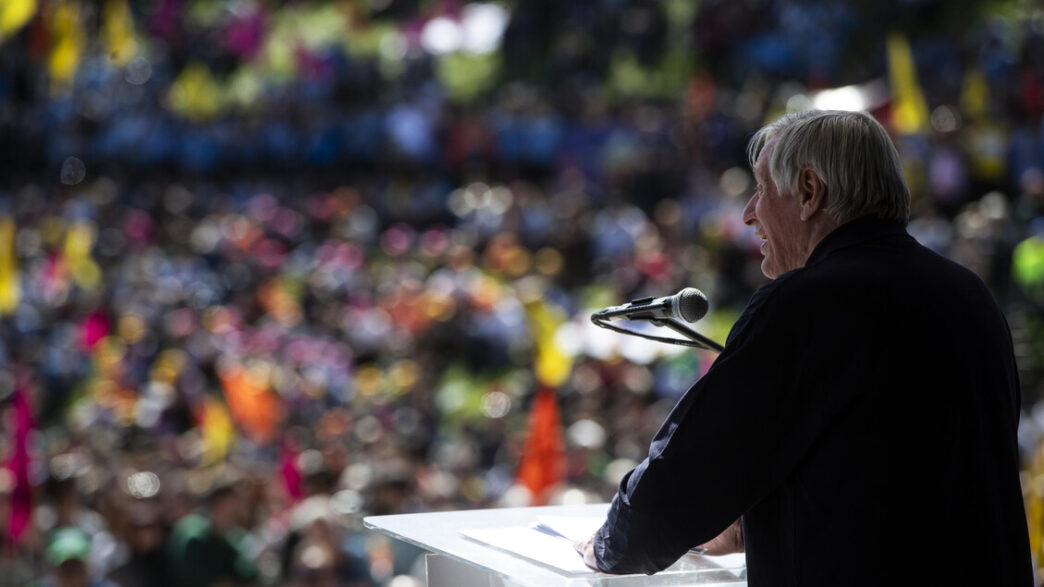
top-left (753, 138), bottom-right (776, 180)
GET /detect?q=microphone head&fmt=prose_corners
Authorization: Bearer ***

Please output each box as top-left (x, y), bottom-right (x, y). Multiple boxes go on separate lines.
top-left (675, 288), bottom-right (709, 323)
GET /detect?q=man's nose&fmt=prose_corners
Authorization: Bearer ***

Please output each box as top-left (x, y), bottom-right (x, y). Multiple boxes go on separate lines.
top-left (742, 194), bottom-right (757, 226)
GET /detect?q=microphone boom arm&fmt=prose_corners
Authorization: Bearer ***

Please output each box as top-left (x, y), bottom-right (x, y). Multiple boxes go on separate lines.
top-left (589, 314), bottom-right (725, 353)
top-left (650, 318), bottom-right (725, 353)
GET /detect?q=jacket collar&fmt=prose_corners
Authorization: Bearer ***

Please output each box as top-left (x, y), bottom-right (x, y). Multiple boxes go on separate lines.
top-left (805, 215), bottom-right (909, 267)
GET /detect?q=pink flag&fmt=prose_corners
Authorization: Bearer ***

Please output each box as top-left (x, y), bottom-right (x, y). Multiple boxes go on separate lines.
top-left (79, 310), bottom-right (109, 351)
top-left (6, 388), bottom-right (34, 542)
top-left (280, 442), bottom-right (303, 503)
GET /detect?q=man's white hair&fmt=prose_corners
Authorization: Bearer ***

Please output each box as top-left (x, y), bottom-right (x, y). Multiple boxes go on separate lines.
top-left (747, 110), bottom-right (911, 225)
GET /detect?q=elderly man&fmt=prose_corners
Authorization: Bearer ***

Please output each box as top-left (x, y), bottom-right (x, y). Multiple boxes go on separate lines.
top-left (577, 110), bottom-right (1033, 585)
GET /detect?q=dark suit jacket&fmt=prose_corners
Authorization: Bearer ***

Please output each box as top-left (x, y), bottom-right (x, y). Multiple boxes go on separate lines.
top-left (594, 216), bottom-right (1033, 586)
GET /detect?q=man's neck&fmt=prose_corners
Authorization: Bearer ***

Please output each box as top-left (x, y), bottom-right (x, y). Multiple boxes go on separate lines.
top-left (799, 215), bottom-right (843, 268)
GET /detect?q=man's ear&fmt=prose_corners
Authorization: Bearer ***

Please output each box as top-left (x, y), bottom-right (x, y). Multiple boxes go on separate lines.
top-left (798, 166), bottom-right (827, 222)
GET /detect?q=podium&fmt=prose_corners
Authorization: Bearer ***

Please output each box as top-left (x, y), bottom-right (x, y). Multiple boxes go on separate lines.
top-left (364, 503), bottom-right (747, 586)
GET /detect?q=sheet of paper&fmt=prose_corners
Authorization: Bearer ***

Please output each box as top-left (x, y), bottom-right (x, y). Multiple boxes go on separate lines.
top-left (702, 552), bottom-right (747, 576)
top-left (532, 515), bottom-right (605, 543)
top-left (460, 525), bottom-right (593, 574)
top-left (461, 516), bottom-right (747, 577)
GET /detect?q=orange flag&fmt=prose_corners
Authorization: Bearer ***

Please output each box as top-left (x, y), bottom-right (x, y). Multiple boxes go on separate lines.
top-left (217, 359), bottom-right (281, 445)
top-left (516, 387), bottom-right (566, 505)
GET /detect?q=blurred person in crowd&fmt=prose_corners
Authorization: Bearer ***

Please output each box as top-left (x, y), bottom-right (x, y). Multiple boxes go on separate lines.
top-left (35, 527), bottom-right (117, 587)
top-left (42, 477), bottom-right (106, 537)
top-left (34, 475), bottom-right (116, 578)
top-left (166, 477), bottom-right (258, 587)
top-left (577, 110), bottom-right (1033, 585)
top-left (105, 502), bottom-right (169, 587)
top-left (281, 498), bottom-right (373, 587)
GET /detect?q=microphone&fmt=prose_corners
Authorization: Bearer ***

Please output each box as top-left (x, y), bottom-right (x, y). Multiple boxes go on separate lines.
top-left (593, 288), bottom-right (710, 324)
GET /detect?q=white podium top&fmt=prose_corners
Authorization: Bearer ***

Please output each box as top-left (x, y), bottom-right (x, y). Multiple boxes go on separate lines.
top-left (364, 503), bottom-right (747, 586)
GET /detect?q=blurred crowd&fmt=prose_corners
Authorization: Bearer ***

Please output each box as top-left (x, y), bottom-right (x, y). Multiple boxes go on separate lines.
top-left (2, 0), bottom-right (1044, 585)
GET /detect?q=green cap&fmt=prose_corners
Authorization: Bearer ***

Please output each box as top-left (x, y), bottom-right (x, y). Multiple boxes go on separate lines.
top-left (47, 527), bottom-right (91, 566)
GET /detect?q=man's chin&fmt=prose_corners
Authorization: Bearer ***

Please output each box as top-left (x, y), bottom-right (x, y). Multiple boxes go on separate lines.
top-left (761, 259), bottom-right (778, 279)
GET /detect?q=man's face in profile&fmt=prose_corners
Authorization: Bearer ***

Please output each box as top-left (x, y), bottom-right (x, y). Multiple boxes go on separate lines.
top-left (743, 139), bottom-right (809, 279)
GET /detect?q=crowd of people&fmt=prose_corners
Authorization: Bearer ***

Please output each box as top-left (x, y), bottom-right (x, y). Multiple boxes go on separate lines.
top-left (1, 0), bottom-right (1044, 585)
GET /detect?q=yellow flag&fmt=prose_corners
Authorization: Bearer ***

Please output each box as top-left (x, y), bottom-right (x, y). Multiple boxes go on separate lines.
top-left (200, 396), bottom-right (235, 465)
top-left (49, 0), bottom-right (85, 91)
top-left (0, 0), bottom-right (37, 40)
top-left (167, 62), bottom-right (224, 121)
top-left (525, 298), bottom-right (573, 388)
top-left (62, 220), bottom-right (101, 290)
top-left (1026, 441), bottom-right (1044, 570)
top-left (960, 66), bottom-right (989, 121)
top-left (886, 33), bottom-right (930, 135)
top-left (102, 0), bottom-right (137, 66)
top-left (0, 216), bottom-right (21, 315)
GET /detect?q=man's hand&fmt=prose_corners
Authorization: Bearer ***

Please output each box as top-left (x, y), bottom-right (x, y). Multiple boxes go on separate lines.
top-left (574, 533), bottom-right (600, 571)
top-left (697, 519), bottom-right (744, 555)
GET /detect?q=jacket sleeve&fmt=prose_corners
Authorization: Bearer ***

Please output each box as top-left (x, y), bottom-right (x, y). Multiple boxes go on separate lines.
top-left (593, 277), bottom-right (845, 574)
